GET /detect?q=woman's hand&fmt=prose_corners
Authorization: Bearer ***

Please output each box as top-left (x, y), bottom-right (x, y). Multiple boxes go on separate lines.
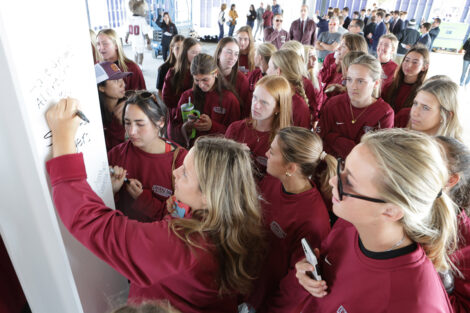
top-left (295, 256), bottom-right (328, 298)
top-left (194, 114), bottom-right (212, 132)
top-left (324, 83), bottom-right (346, 95)
top-left (126, 178), bottom-right (143, 199)
top-left (110, 166), bottom-right (127, 194)
top-left (45, 98), bottom-right (81, 157)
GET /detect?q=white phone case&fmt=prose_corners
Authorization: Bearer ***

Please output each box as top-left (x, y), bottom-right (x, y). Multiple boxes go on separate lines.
top-left (301, 238), bottom-right (322, 281)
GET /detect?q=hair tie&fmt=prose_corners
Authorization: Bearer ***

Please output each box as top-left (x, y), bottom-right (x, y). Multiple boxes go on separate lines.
top-left (320, 151), bottom-right (327, 161)
top-left (436, 189), bottom-right (443, 199)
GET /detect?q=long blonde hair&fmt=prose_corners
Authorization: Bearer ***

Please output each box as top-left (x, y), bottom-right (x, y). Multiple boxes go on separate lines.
top-left (256, 43), bottom-right (277, 71)
top-left (236, 26), bottom-right (256, 71)
top-left (97, 29), bottom-right (132, 72)
top-left (271, 49), bottom-right (309, 107)
top-left (277, 127), bottom-right (337, 200)
top-left (362, 128), bottom-right (458, 273)
top-left (89, 29), bottom-right (101, 63)
top-left (411, 77), bottom-right (463, 141)
top-left (169, 137), bottom-right (265, 295)
top-left (251, 76), bottom-right (293, 142)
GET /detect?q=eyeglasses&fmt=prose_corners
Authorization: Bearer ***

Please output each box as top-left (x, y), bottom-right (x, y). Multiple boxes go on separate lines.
top-left (336, 158), bottom-right (386, 203)
top-left (275, 19), bottom-right (283, 22)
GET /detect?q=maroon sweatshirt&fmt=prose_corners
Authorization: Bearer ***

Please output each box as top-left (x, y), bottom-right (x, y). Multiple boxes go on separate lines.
top-left (249, 175), bottom-right (330, 313)
top-left (108, 140), bottom-right (187, 222)
top-left (47, 153), bottom-right (239, 313)
top-left (316, 93), bottom-right (394, 158)
top-left (301, 218), bottom-right (453, 313)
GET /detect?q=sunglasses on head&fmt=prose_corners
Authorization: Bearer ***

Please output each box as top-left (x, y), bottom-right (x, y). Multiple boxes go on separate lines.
top-left (125, 90), bottom-right (154, 100)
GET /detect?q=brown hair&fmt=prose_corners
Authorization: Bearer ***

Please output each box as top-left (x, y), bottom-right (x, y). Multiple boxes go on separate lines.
top-left (383, 45), bottom-right (429, 111)
top-left (277, 127), bottom-right (337, 199)
top-left (236, 26), bottom-right (256, 71)
top-left (172, 38), bottom-right (200, 94)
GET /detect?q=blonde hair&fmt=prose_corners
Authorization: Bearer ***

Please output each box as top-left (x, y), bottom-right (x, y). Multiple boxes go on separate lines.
top-left (281, 40), bottom-right (305, 61)
top-left (236, 26), bottom-right (256, 71)
top-left (256, 43), bottom-right (277, 69)
top-left (221, 3), bottom-right (227, 10)
top-left (169, 137), bottom-right (265, 295)
top-left (97, 29), bottom-right (132, 72)
top-left (89, 29), bottom-right (101, 63)
top-left (341, 33), bottom-right (369, 55)
top-left (361, 128), bottom-right (458, 273)
top-left (379, 33), bottom-right (398, 55)
top-left (271, 49), bottom-right (309, 107)
top-left (303, 45), bottom-right (320, 91)
top-left (277, 127), bottom-right (337, 199)
top-left (341, 51), bottom-right (367, 74)
top-left (349, 54), bottom-right (383, 98)
top-left (252, 76), bottom-right (293, 142)
top-left (412, 77), bottom-right (463, 141)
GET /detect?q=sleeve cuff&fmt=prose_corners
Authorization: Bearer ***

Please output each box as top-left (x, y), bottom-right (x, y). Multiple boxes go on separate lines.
top-left (46, 153), bottom-right (87, 186)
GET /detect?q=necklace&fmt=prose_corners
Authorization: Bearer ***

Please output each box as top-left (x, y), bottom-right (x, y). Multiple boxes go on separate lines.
top-left (349, 102), bottom-right (371, 124)
top-left (385, 234), bottom-right (406, 252)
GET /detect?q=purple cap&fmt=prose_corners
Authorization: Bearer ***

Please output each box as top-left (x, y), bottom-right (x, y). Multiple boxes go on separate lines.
top-left (95, 61), bottom-right (132, 84)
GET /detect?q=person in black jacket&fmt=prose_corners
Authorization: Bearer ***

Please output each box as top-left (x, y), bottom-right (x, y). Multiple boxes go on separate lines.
top-left (460, 37), bottom-right (470, 87)
top-left (396, 19), bottom-right (420, 55)
top-left (155, 10), bottom-right (178, 61)
top-left (247, 4), bottom-right (257, 29)
top-left (429, 18), bottom-right (441, 49)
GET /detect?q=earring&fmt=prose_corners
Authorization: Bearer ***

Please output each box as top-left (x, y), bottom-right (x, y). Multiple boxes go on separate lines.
top-left (285, 172), bottom-right (291, 177)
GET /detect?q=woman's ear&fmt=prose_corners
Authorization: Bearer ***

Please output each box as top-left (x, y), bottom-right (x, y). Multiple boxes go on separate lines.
top-left (446, 173), bottom-right (460, 189)
top-left (382, 204), bottom-right (404, 222)
top-left (155, 117), bottom-right (165, 129)
top-left (98, 85), bottom-right (106, 93)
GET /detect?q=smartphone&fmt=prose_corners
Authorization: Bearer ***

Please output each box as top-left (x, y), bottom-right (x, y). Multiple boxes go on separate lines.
top-left (301, 238), bottom-right (322, 281)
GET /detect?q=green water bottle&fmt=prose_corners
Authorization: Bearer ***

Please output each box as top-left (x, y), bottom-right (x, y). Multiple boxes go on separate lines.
top-left (181, 97), bottom-right (200, 139)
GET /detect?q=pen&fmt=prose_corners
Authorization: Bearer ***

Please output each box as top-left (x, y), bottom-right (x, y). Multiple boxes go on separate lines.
top-left (75, 110), bottom-right (90, 123)
top-left (109, 167), bottom-right (130, 184)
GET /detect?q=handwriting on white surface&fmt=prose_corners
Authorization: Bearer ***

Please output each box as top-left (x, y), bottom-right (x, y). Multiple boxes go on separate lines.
top-left (30, 49), bottom-right (93, 149)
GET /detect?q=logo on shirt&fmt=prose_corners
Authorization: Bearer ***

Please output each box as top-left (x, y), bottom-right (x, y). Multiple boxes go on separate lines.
top-left (152, 185), bottom-right (172, 198)
top-left (337, 305), bottom-right (348, 313)
top-left (270, 221), bottom-right (287, 239)
top-left (256, 156), bottom-right (267, 166)
top-left (213, 106), bottom-right (226, 114)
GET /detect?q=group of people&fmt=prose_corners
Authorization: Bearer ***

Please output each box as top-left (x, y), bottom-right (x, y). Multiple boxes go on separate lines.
top-left (40, 3), bottom-right (470, 313)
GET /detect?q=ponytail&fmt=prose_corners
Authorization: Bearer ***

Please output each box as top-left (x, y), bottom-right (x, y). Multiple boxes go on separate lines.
top-left (418, 194), bottom-right (458, 273)
top-left (313, 153), bottom-right (337, 201)
top-left (277, 127), bottom-right (335, 199)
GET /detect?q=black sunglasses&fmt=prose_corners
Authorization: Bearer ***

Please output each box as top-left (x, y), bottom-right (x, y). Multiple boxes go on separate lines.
top-left (125, 90), bottom-right (154, 100)
top-left (336, 158), bottom-right (386, 203)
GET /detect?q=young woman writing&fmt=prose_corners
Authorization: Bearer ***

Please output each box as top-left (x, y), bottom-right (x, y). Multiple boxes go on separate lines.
top-left (45, 99), bottom-right (266, 313)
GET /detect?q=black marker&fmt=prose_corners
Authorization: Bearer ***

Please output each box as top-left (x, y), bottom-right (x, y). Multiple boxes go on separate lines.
top-left (109, 168), bottom-right (130, 184)
top-left (75, 110), bottom-right (90, 123)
